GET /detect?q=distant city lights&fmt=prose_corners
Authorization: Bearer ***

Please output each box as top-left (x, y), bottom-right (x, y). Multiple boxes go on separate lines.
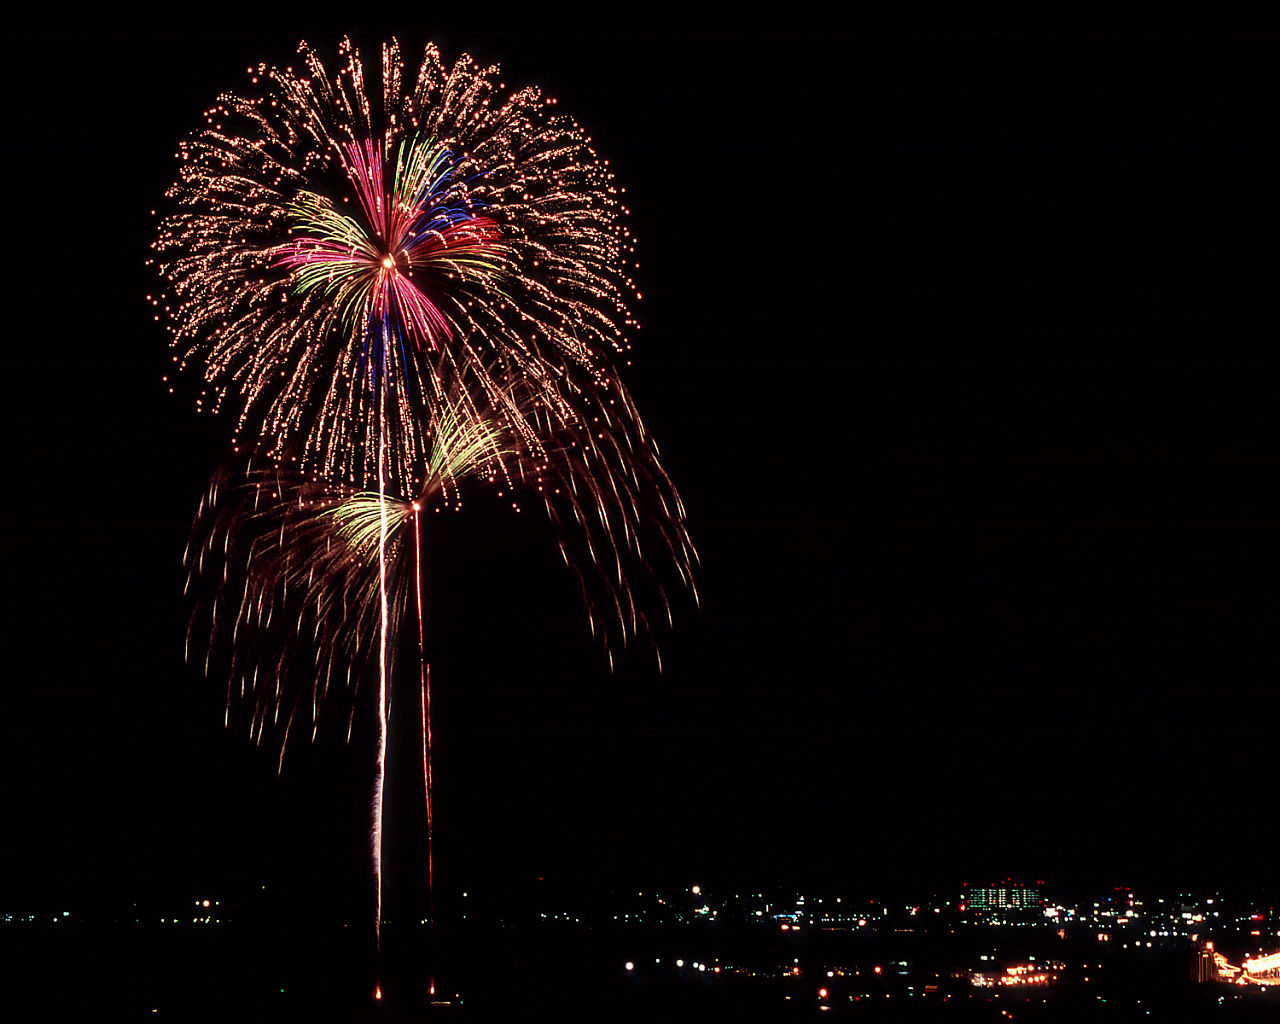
top-left (5, 877), bottom-right (1276, 1013)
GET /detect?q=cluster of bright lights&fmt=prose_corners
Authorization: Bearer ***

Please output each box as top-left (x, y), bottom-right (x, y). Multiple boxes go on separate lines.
top-left (1244, 951), bottom-right (1280, 973)
top-left (1242, 950), bottom-right (1280, 984)
top-left (969, 962), bottom-right (1062, 988)
top-left (1213, 951), bottom-right (1243, 978)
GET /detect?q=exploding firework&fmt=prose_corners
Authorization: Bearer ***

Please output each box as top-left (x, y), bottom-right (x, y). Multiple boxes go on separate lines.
top-left (150, 36), bottom-right (648, 501)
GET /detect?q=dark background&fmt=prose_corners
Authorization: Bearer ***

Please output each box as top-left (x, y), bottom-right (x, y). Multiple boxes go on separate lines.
top-left (1, 19), bottom-right (1273, 925)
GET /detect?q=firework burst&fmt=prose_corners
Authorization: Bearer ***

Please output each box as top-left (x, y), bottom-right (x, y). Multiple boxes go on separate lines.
top-left (151, 37), bottom-right (646, 500)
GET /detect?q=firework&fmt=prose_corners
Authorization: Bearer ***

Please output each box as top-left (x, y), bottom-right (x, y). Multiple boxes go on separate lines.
top-left (186, 468), bottom-right (414, 757)
top-left (151, 36), bottom-right (647, 501)
top-left (186, 369), bottom-right (695, 757)
top-left (164, 36), bottom-right (697, 997)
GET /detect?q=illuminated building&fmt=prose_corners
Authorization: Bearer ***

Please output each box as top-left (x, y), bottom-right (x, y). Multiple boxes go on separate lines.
top-left (961, 880), bottom-right (1045, 922)
top-left (1243, 951), bottom-right (1280, 985)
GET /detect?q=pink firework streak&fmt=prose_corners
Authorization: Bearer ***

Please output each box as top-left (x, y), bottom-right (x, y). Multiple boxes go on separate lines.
top-left (274, 138), bottom-right (504, 352)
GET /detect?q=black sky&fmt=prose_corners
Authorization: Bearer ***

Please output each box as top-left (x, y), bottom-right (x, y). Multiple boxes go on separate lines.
top-left (1, 22), bottom-right (1274, 915)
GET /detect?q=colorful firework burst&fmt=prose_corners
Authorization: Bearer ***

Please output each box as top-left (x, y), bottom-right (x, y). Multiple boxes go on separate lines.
top-left (150, 36), bottom-right (647, 501)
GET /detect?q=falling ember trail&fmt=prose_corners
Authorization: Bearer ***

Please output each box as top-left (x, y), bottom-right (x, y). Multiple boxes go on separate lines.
top-left (373, 340), bottom-right (390, 997)
top-left (414, 505), bottom-right (436, 997)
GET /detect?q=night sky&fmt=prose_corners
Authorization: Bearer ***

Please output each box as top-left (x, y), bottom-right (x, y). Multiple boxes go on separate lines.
top-left (2, 22), bottom-right (1273, 918)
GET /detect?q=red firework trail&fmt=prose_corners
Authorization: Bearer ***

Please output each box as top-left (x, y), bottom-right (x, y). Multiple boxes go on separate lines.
top-left (413, 503), bottom-right (436, 997)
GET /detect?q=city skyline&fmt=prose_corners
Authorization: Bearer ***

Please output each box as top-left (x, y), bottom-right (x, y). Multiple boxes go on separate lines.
top-left (4, 871), bottom-right (1275, 1017)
